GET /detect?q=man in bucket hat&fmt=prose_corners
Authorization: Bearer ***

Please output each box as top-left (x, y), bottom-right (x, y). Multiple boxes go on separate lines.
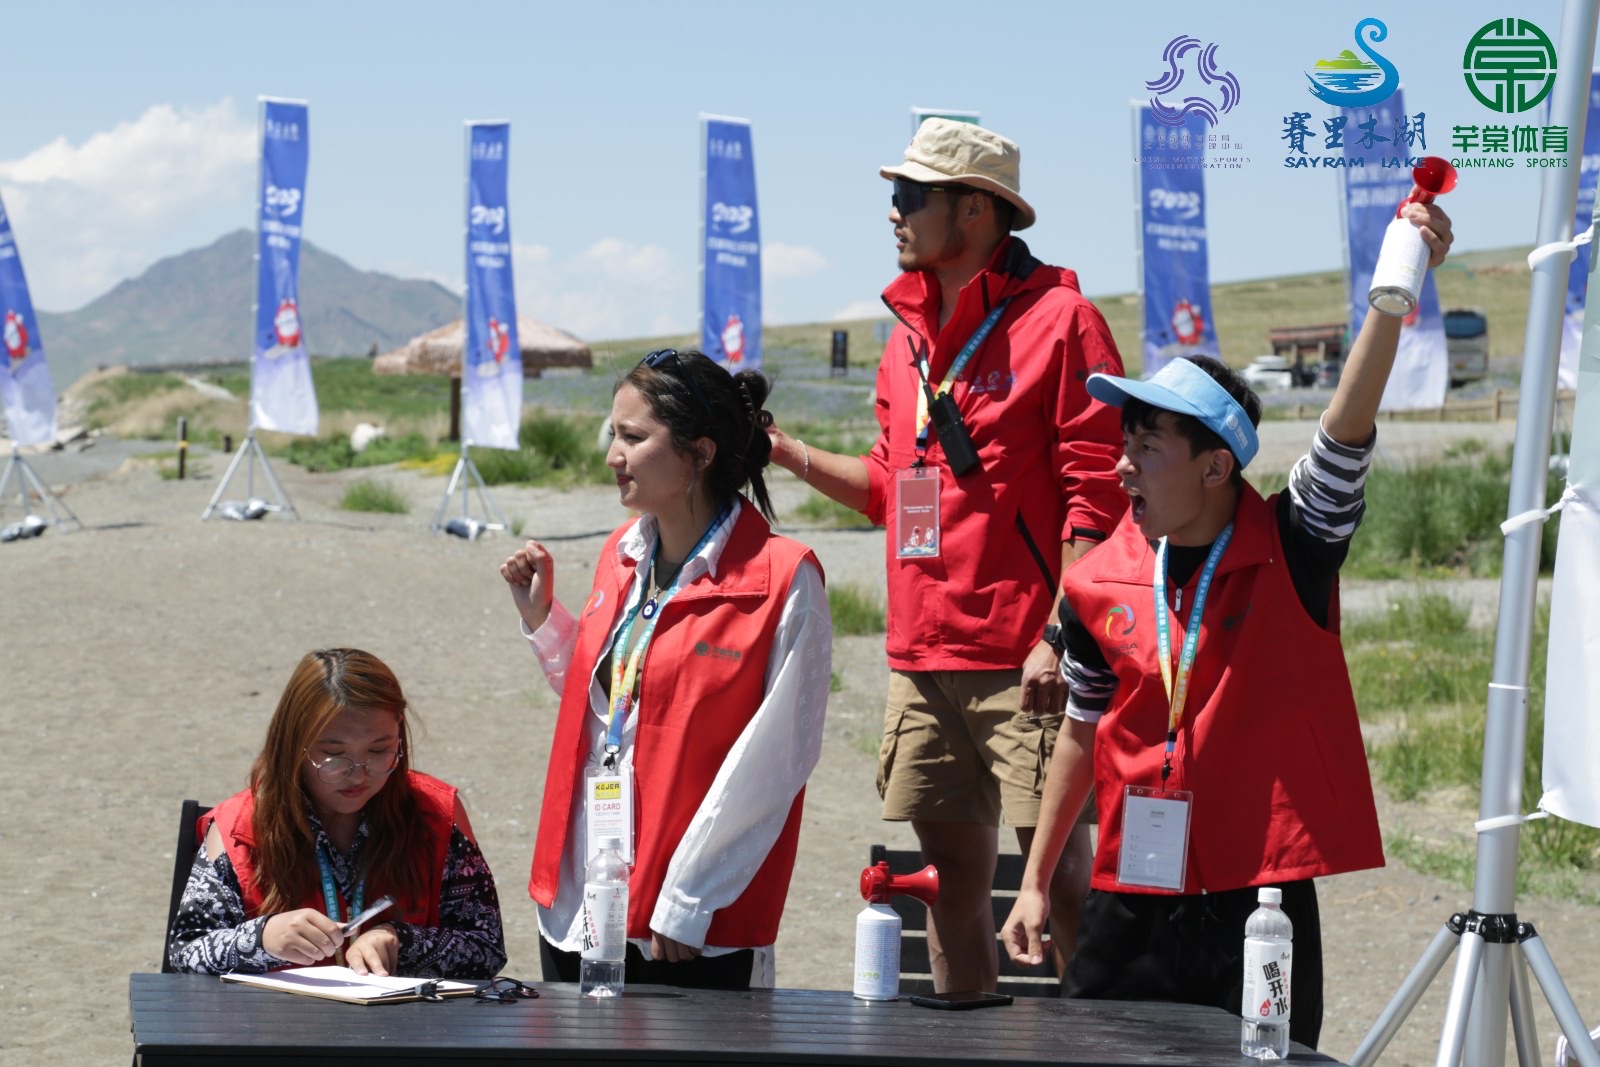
top-left (1002, 204), bottom-right (1454, 1047)
top-left (766, 118), bottom-right (1126, 992)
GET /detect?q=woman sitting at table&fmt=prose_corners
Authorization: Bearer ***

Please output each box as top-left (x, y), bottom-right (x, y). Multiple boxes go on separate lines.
top-left (500, 348), bottom-right (831, 990)
top-left (167, 648), bottom-right (507, 978)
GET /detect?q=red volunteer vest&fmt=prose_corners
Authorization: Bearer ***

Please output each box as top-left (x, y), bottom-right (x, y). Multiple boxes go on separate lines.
top-left (1060, 484), bottom-right (1384, 894)
top-left (204, 770), bottom-right (456, 926)
top-left (529, 504), bottom-right (819, 947)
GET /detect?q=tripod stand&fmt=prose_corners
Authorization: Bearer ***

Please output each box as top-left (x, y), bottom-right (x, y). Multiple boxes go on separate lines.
top-left (201, 431), bottom-right (299, 521)
top-left (1352, 4), bottom-right (1599, 1064)
top-left (0, 443), bottom-right (83, 532)
top-left (429, 440), bottom-right (508, 539)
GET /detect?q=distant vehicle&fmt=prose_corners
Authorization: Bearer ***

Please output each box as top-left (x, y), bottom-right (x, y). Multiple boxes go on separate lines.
top-left (1313, 359), bottom-right (1342, 389)
top-left (1241, 355), bottom-right (1296, 393)
top-left (1443, 307), bottom-right (1489, 387)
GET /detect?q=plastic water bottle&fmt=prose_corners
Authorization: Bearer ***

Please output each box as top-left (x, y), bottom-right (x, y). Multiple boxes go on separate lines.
top-left (1241, 887), bottom-right (1294, 1059)
top-left (579, 836), bottom-right (628, 998)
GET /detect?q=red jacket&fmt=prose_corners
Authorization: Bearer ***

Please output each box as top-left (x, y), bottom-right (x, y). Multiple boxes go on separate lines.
top-left (864, 237), bottom-right (1126, 670)
top-left (529, 505), bottom-right (819, 948)
top-left (205, 771), bottom-right (456, 925)
top-left (1060, 485), bottom-right (1384, 894)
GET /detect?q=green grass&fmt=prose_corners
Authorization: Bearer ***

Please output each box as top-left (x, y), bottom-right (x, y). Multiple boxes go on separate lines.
top-left (829, 582), bottom-right (887, 636)
top-left (83, 371), bottom-right (188, 423)
top-left (1347, 595), bottom-right (1600, 889)
top-left (339, 479), bottom-right (410, 514)
top-left (205, 358), bottom-right (452, 422)
top-left (791, 494), bottom-right (878, 529)
top-left (283, 430), bottom-right (435, 473)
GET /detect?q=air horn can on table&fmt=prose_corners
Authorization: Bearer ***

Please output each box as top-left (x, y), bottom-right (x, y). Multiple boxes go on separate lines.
top-left (853, 860), bottom-right (939, 1001)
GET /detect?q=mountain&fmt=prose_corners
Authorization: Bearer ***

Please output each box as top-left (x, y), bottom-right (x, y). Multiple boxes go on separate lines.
top-left (35, 230), bottom-right (461, 387)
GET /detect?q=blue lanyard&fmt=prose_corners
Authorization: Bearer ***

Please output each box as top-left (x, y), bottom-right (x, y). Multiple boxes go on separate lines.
top-left (603, 506), bottom-right (732, 760)
top-left (315, 841), bottom-right (364, 965)
top-left (914, 299), bottom-right (1011, 450)
top-left (1151, 523), bottom-right (1233, 788)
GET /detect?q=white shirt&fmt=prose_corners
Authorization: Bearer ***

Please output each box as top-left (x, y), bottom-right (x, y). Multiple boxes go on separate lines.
top-left (523, 500), bottom-right (832, 975)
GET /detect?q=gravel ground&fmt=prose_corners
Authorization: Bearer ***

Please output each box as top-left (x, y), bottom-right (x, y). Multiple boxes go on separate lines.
top-left (0, 425), bottom-right (1592, 1066)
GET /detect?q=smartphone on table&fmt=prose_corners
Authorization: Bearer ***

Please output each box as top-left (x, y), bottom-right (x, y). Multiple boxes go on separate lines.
top-left (907, 991), bottom-right (1014, 1010)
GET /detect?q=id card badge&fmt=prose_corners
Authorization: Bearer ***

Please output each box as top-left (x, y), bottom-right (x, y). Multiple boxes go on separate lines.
top-left (1116, 785), bottom-right (1192, 891)
top-left (584, 762), bottom-right (635, 864)
top-left (895, 465), bottom-right (941, 558)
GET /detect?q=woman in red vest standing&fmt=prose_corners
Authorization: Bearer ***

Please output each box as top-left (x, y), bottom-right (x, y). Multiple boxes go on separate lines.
top-left (501, 349), bottom-right (832, 990)
top-left (167, 648), bottom-right (508, 978)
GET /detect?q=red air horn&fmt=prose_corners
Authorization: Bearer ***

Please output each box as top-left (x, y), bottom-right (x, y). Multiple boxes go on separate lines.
top-left (854, 861), bottom-right (940, 1001)
top-left (1369, 155), bottom-right (1457, 317)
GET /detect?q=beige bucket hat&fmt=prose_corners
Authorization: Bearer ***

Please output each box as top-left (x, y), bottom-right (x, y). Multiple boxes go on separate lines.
top-left (880, 117), bottom-right (1036, 230)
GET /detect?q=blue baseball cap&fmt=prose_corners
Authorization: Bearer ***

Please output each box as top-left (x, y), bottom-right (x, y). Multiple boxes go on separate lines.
top-left (1086, 358), bottom-right (1260, 469)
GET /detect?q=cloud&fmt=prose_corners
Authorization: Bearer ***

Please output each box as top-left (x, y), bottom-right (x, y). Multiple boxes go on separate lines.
top-left (831, 298), bottom-right (887, 322)
top-left (514, 238), bottom-right (694, 341)
top-left (763, 242), bottom-right (827, 281)
top-left (0, 100), bottom-right (256, 309)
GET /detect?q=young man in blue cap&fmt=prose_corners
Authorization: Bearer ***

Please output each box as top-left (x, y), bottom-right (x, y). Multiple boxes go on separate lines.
top-left (1002, 202), bottom-right (1453, 1047)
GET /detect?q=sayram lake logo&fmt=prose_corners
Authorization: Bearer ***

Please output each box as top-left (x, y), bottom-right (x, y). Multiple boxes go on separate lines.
top-left (1145, 36), bottom-right (1241, 128)
top-left (1306, 18), bottom-right (1400, 107)
top-left (1463, 18), bottom-right (1558, 114)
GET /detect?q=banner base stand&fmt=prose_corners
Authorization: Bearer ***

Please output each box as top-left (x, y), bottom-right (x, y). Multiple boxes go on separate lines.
top-left (430, 442), bottom-right (508, 539)
top-left (201, 432), bottom-right (299, 522)
top-left (0, 444), bottom-right (84, 533)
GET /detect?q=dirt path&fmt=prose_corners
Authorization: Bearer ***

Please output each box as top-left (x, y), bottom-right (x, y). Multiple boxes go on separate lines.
top-left (0, 436), bottom-right (1592, 1066)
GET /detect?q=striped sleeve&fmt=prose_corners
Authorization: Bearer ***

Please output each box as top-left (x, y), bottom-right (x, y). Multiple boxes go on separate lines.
top-left (1286, 420), bottom-right (1377, 543)
top-left (1058, 598), bottom-right (1117, 724)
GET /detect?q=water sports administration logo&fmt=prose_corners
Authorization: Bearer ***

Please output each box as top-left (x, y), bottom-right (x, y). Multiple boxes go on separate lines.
top-left (1144, 36), bottom-right (1241, 128)
top-left (1463, 19), bottom-right (1558, 114)
top-left (1306, 18), bottom-right (1400, 107)
top-left (3, 309), bottom-right (28, 361)
top-left (1105, 604), bottom-right (1137, 639)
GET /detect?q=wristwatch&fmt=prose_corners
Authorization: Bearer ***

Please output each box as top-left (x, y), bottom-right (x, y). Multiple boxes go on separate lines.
top-left (1042, 623), bottom-right (1067, 655)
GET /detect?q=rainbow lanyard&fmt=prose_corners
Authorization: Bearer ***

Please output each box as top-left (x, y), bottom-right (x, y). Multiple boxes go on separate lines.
top-left (315, 842), bottom-right (365, 966)
top-left (1151, 523), bottom-right (1233, 788)
top-left (913, 299), bottom-right (1011, 448)
top-left (603, 507), bottom-right (731, 764)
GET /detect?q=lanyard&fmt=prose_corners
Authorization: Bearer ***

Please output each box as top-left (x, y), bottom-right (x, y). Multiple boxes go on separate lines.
top-left (1152, 523), bottom-right (1233, 787)
top-left (316, 842), bottom-right (365, 965)
top-left (913, 299), bottom-right (1011, 448)
top-left (603, 506), bottom-right (731, 762)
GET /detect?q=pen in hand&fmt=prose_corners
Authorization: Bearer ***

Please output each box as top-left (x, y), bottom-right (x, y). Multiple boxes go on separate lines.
top-left (340, 895), bottom-right (395, 938)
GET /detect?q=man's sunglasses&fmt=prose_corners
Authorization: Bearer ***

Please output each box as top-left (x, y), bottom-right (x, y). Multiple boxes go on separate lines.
top-left (891, 177), bottom-right (984, 217)
top-left (638, 348), bottom-right (714, 416)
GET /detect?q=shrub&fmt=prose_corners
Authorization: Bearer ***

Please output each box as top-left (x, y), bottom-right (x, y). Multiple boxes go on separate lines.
top-left (340, 479), bottom-right (410, 514)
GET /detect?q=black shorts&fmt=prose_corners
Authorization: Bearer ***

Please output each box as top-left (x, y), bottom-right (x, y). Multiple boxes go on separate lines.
top-left (1064, 880), bottom-right (1323, 1050)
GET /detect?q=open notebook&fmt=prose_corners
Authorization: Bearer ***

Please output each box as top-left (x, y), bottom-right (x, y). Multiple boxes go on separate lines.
top-left (222, 965), bottom-right (477, 1004)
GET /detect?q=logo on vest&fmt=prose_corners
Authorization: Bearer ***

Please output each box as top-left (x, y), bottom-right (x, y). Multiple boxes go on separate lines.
top-left (693, 640), bottom-right (742, 662)
top-left (585, 589), bottom-right (606, 615)
top-left (1105, 603), bottom-right (1139, 655)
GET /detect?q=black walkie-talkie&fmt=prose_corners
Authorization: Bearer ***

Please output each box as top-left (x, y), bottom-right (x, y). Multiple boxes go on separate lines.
top-left (925, 385), bottom-right (981, 477)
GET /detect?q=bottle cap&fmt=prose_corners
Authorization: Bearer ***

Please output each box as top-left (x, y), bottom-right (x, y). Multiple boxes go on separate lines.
top-left (1258, 887), bottom-right (1283, 905)
top-left (601, 836), bottom-right (624, 850)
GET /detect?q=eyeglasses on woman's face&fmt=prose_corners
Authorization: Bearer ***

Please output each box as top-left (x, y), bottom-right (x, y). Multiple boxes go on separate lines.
top-left (302, 745), bottom-right (404, 784)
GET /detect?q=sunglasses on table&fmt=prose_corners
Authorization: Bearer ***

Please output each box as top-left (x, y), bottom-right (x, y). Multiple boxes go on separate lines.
top-left (638, 348), bottom-right (714, 416)
top-left (891, 177), bottom-right (986, 217)
top-left (473, 977), bottom-right (540, 1002)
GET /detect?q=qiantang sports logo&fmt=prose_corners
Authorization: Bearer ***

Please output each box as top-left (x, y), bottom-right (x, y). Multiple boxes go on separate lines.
top-left (4, 310), bottom-right (28, 360)
top-left (1144, 36), bottom-right (1241, 128)
top-left (1464, 19), bottom-right (1557, 114)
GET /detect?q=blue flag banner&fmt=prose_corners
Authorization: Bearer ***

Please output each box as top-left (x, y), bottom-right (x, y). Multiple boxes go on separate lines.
top-left (1341, 90), bottom-right (1447, 411)
top-left (251, 98), bottom-right (318, 437)
top-left (1558, 71), bottom-right (1600, 391)
top-left (463, 122), bottom-right (522, 450)
top-left (1138, 106), bottom-right (1220, 378)
top-left (702, 116), bottom-right (761, 371)
top-left (0, 193), bottom-right (57, 446)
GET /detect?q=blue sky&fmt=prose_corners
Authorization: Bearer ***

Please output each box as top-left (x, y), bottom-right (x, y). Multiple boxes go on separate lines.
top-left (0, 0), bottom-right (1590, 343)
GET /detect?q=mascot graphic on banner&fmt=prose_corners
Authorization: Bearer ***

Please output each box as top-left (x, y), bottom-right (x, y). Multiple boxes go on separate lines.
top-left (480, 316), bottom-right (509, 377)
top-left (721, 312), bottom-right (745, 365)
top-left (1170, 299), bottom-right (1205, 346)
top-left (269, 298), bottom-right (301, 358)
top-left (4, 309), bottom-right (28, 361)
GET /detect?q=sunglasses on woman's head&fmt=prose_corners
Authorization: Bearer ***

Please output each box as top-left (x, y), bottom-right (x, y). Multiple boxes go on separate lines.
top-left (638, 348), bottom-right (714, 416)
